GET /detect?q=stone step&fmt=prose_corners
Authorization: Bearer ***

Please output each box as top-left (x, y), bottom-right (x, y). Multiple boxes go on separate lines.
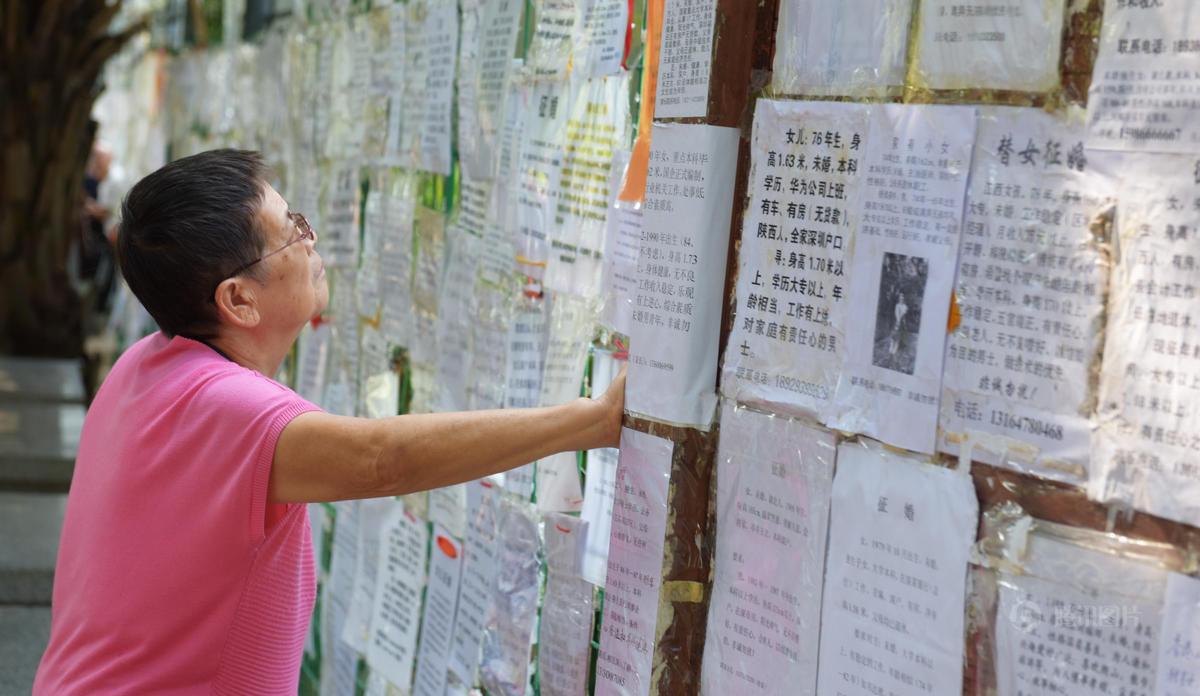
top-left (0, 401), bottom-right (82, 492)
top-left (0, 492), bottom-right (67, 605)
top-left (0, 357), bottom-right (85, 405)
top-left (0, 605), bottom-right (52, 694)
top-left (0, 357), bottom-right (84, 691)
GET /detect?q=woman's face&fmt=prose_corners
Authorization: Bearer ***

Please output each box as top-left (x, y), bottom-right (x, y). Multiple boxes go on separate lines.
top-left (252, 184), bottom-right (328, 336)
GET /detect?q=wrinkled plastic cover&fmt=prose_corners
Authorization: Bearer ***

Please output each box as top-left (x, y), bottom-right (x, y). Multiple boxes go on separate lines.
top-left (701, 401), bottom-right (836, 696)
top-left (594, 427), bottom-right (674, 695)
top-left (539, 513), bottom-right (595, 696)
top-left (911, 0), bottom-right (1064, 92)
top-left (479, 499), bottom-right (543, 696)
top-left (771, 0), bottom-right (912, 98)
top-left (971, 511), bottom-right (1183, 695)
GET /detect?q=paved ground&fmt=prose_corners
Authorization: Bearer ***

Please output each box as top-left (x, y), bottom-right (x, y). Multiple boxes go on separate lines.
top-left (0, 491), bottom-right (65, 694)
top-left (0, 357), bottom-right (79, 695)
top-left (0, 605), bottom-right (51, 694)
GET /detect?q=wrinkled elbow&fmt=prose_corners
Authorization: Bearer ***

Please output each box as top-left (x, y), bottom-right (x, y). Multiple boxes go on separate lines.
top-left (363, 424), bottom-right (413, 498)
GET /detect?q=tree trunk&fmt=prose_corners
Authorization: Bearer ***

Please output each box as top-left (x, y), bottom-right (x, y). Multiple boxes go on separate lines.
top-left (0, 0), bottom-right (145, 356)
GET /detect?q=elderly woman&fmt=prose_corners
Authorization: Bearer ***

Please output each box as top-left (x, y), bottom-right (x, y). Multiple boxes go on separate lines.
top-left (35, 149), bottom-right (625, 694)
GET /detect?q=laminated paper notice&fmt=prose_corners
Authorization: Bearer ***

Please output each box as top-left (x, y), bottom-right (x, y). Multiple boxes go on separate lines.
top-left (581, 445), bottom-right (619, 586)
top-left (327, 268), bottom-right (359, 389)
top-left (580, 349), bottom-right (625, 587)
top-left (346, 16), bottom-right (372, 158)
top-left (358, 171), bottom-right (388, 320)
top-left (363, 362), bottom-right (400, 420)
top-left (494, 79), bottom-right (527, 234)
top-left (940, 107), bottom-right (1111, 483)
top-left (381, 172), bottom-right (417, 346)
top-left (328, 500), bottom-right (360, 635)
top-left (459, 7), bottom-right (483, 173)
top-left (575, 0), bottom-right (628, 78)
top-left (359, 322), bottom-right (392, 416)
top-left (479, 501), bottom-right (542, 696)
top-left (771, 0), bottom-right (912, 98)
top-left (341, 497), bottom-right (393, 653)
top-left (515, 81), bottom-right (572, 275)
top-left (364, 672), bottom-right (390, 696)
top-left (363, 9), bottom-right (395, 163)
top-left (323, 378), bottom-right (354, 419)
top-left (480, 219), bottom-right (517, 288)
top-left (828, 104), bottom-right (976, 454)
top-left (721, 99), bottom-right (869, 421)
top-left (296, 321), bottom-right (331, 405)
top-left (505, 292), bottom-right (550, 410)
top-left (458, 176), bottom-right (492, 238)
top-left (654, 0), bottom-right (716, 118)
top-left (322, 596), bottom-right (359, 696)
top-left (457, 0), bottom-right (523, 180)
top-left (467, 286), bottom-right (512, 411)
top-left (1091, 155), bottom-right (1200, 527)
top-left (383, 6), bottom-right (408, 166)
top-left (429, 483), bottom-right (468, 540)
top-left (408, 359), bottom-right (439, 415)
top-left (320, 508), bottom-right (357, 695)
top-left (912, 0), bottom-right (1064, 92)
top-left (600, 150), bottom-right (641, 335)
top-left (504, 292), bottom-right (550, 500)
top-left (816, 441), bottom-right (978, 696)
top-left (994, 530), bottom-right (1167, 696)
top-left (412, 525), bottom-right (463, 696)
top-left (476, 0), bottom-right (523, 177)
top-left (399, 2), bottom-right (429, 169)
top-left (435, 228), bottom-right (481, 412)
top-left (323, 21), bottom-right (363, 160)
top-left (1088, 1), bottom-right (1200, 153)
top-left (367, 503), bottom-right (430, 692)
top-left (701, 402), bottom-right (837, 696)
top-left (537, 450), bottom-right (585, 513)
top-left (1156, 572), bottom-right (1200, 696)
top-left (539, 513), bottom-right (595, 696)
top-left (626, 123), bottom-right (740, 428)
top-left (448, 480), bottom-right (501, 685)
top-left (594, 428), bottom-right (674, 696)
top-left (420, 0), bottom-right (458, 175)
top-left (308, 504), bottom-right (331, 601)
top-left (322, 164), bottom-right (361, 269)
top-left (539, 292), bottom-right (595, 408)
top-left (536, 295), bottom-right (590, 518)
top-left (546, 75), bottom-right (633, 298)
top-left (411, 207), bottom-right (447, 366)
top-left (312, 40), bottom-right (335, 157)
top-left (527, 0), bottom-right (578, 80)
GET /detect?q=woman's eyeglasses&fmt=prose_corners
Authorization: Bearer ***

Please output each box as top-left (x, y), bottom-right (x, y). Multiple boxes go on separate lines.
top-left (226, 212), bottom-right (316, 278)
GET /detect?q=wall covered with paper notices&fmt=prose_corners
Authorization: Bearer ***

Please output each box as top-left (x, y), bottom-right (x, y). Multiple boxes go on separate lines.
top-left (102, 0), bottom-right (1200, 693)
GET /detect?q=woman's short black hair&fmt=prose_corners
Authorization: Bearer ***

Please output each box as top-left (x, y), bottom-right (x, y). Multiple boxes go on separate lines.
top-left (116, 149), bottom-right (271, 339)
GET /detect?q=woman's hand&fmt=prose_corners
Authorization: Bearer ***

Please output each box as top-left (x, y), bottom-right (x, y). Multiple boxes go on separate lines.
top-left (592, 363), bottom-right (627, 449)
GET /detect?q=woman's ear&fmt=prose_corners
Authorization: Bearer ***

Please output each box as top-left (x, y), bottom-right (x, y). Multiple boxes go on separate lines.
top-left (213, 276), bottom-right (262, 329)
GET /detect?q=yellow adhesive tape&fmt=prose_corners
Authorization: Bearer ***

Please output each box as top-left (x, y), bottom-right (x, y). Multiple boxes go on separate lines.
top-left (661, 581), bottom-right (705, 603)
